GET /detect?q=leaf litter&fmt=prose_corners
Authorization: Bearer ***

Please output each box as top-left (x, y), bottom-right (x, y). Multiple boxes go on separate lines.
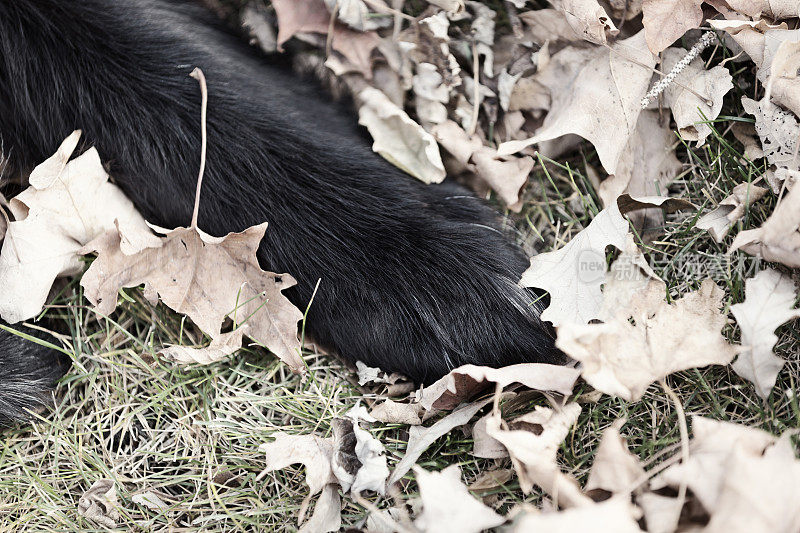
top-left (3, 0), bottom-right (800, 531)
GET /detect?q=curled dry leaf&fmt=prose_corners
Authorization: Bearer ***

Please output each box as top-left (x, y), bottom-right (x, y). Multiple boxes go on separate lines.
top-left (472, 412), bottom-right (509, 459)
top-left (512, 496), bottom-right (644, 532)
top-left (730, 268), bottom-right (800, 399)
top-left (765, 38), bottom-right (800, 118)
top-left (419, 362), bottom-right (581, 411)
top-left (498, 31), bottom-right (656, 177)
top-left (660, 47), bottom-right (734, 146)
top-left (697, 182), bottom-right (768, 242)
top-left (413, 465), bottom-right (505, 533)
top-left (433, 120), bottom-right (534, 210)
top-left (258, 432), bottom-right (336, 495)
top-left (388, 397), bottom-right (493, 486)
top-left (586, 419), bottom-right (645, 495)
top-left (272, 0), bottom-right (380, 76)
top-left (557, 244), bottom-right (738, 401)
top-left (0, 131), bottom-right (157, 324)
top-left (485, 403), bottom-right (591, 507)
top-left (555, 0), bottom-right (619, 45)
top-left (80, 223), bottom-right (305, 372)
top-left (730, 177), bottom-right (800, 267)
top-left (358, 87), bottom-right (446, 184)
top-left (641, 0), bottom-right (704, 54)
top-left (77, 479), bottom-right (119, 529)
top-left (331, 417), bottom-right (390, 495)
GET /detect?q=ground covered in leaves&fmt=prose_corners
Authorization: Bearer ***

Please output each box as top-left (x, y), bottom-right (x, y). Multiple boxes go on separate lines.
top-left (1, 0), bottom-right (800, 531)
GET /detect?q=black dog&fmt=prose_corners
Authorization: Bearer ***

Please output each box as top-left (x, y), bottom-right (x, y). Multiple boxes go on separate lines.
top-left (0, 0), bottom-right (561, 424)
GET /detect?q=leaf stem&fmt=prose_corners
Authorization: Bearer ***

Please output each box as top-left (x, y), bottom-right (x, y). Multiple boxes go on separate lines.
top-left (189, 67), bottom-right (208, 230)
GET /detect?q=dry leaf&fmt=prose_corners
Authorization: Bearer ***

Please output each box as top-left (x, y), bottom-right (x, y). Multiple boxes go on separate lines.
top-left (356, 360), bottom-right (388, 386)
top-left (0, 131), bottom-right (157, 323)
top-left (468, 468), bottom-right (514, 491)
top-left (704, 435), bottom-right (800, 533)
top-left (512, 496), bottom-right (643, 532)
top-left (732, 122), bottom-right (766, 161)
top-left (80, 222), bottom-right (305, 372)
top-left (272, 0), bottom-right (380, 76)
top-left (485, 403), bottom-right (591, 506)
top-left (765, 38), bottom-right (800, 118)
top-left (358, 87), bottom-right (446, 183)
top-left (517, 9), bottom-right (584, 45)
top-left (586, 419), bottom-right (645, 494)
top-left (388, 397), bottom-right (492, 486)
top-left (730, 268), bottom-right (800, 398)
top-left (641, 0), bottom-right (704, 54)
top-left (413, 465), bottom-right (505, 533)
top-left (557, 268), bottom-right (739, 401)
top-left (661, 47), bottom-right (734, 146)
top-left (498, 31), bottom-right (656, 176)
top-left (742, 96), bottom-right (799, 172)
top-left (323, 0), bottom-right (390, 32)
top-left (730, 177), bottom-right (800, 267)
top-left (131, 491), bottom-right (170, 512)
top-left (331, 417), bottom-right (390, 494)
top-left (77, 479), bottom-right (119, 529)
top-left (427, 0), bottom-right (465, 13)
top-left (369, 399), bottom-right (424, 425)
top-left (697, 183), bottom-right (768, 242)
top-left (258, 432), bottom-right (336, 495)
top-left (472, 412), bottom-right (509, 459)
top-left (419, 363), bottom-right (581, 411)
top-left (520, 201), bottom-right (629, 327)
top-left (598, 111), bottom-right (683, 209)
top-left (650, 417), bottom-right (800, 532)
top-left (556, 0), bottom-right (619, 44)
top-left (723, 0), bottom-right (799, 20)
top-left (299, 484), bottom-right (342, 533)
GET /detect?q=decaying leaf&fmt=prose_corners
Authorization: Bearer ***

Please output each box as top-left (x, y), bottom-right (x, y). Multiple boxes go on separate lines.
top-left (743, 96), bottom-right (800, 172)
top-left (388, 397), bottom-right (492, 486)
top-left (512, 496), bottom-right (643, 532)
top-left (331, 416), bottom-right (390, 494)
top-left (557, 257), bottom-right (739, 401)
top-left (77, 479), bottom-right (120, 529)
top-left (419, 363), bottom-right (581, 411)
top-left (0, 131), bottom-right (157, 324)
top-left (80, 222), bottom-right (305, 372)
top-left (484, 403), bottom-right (590, 506)
top-left (586, 419), bottom-right (645, 495)
top-left (369, 399), bottom-right (424, 425)
top-left (697, 182), bottom-right (768, 242)
top-left (723, 0), bottom-right (799, 22)
top-left (414, 465), bottom-right (505, 533)
top-left (730, 268), bottom-right (800, 399)
top-left (498, 31), bottom-right (657, 176)
top-left (660, 47), bottom-right (734, 146)
top-left (641, 0), bottom-right (704, 54)
top-left (358, 87), bottom-right (447, 183)
top-left (730, 177), bottom-right (800, 267)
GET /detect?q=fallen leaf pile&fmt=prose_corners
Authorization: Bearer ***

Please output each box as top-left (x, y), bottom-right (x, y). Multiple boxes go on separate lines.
top-left (2, 0), bottom-right (800, 531)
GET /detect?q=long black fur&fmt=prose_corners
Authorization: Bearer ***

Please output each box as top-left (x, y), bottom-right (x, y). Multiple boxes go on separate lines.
top-left (0, 0), bottom-right (562, 422)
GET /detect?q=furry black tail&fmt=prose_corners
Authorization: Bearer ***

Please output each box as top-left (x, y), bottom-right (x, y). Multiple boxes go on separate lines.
top-left (0, 0), bottom-right (564, 423)
top-left (0, 326), bottom-right (66, 425)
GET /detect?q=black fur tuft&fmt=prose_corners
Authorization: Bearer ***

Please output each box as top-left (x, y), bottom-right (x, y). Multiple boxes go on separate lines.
top-left (0, 0), bottom-right (563, 418)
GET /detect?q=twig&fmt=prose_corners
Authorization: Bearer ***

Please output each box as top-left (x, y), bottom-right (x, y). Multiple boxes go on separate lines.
top-left (189, 68), bottom-right (208, 230)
